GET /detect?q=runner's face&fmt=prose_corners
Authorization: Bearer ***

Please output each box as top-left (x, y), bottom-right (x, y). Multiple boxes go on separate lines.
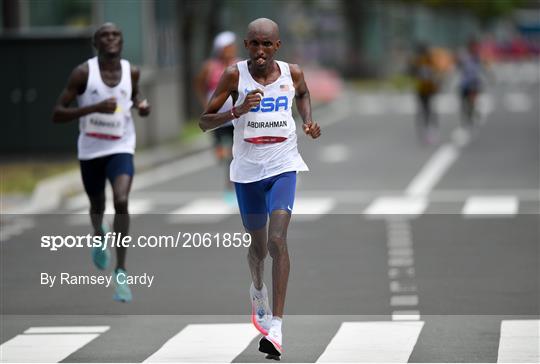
top-left (244, 32), bottom-right (280, 70)
top-left (95, 26), bottom-right (123, 57)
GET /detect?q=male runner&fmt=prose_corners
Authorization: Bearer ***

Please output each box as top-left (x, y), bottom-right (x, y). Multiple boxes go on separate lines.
top-left (52, 23), bottom-right (150, 302)
top-left (200, 18), bottom-right (321, 359)
top-left (457, 39), bottom-right (485, 127)
top-left (410, 42), bottom-right (439, 144)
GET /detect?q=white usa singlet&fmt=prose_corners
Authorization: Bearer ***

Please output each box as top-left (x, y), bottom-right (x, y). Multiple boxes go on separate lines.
top-left (230, 60), bottom-right (308, 183)
top-left (76, 57), bottom-right (135, 160)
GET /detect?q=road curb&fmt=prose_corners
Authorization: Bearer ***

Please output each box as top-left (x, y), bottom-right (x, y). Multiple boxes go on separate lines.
top-left (10, 136), bottom-right (212, 214)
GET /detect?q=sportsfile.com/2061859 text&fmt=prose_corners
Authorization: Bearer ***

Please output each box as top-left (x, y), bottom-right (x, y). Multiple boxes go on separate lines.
top-left (40, 232), bottom-right (252, 251)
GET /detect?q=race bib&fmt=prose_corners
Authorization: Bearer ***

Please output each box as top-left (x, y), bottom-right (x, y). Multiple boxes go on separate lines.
top-left (82, 110), bottom-right (125, 140)
top-left (243, 115), bottom-right (290, 144)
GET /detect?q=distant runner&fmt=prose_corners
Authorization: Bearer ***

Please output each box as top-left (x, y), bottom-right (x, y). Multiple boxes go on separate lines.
top-left (195, 31), bottom-right (240, 203)
top-left (52, 23), bottom-right (150, 302)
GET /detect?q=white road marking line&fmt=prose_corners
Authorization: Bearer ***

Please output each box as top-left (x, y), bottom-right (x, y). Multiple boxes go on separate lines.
top-left (390, 281), bottom-right (417, 293)
top-left (504, 92), bottom-right (532, 113)
top-left (388, 267), bottom-right (415, 279)
top-left (319, 101), bottom-right (353, 127)
top-left (168, 198), bottom-right (237, 224)
top-left (73, 198), bottom-right (152, 215)
top-left (127, 189), bottom-right (540, 205)
top-left (388, 231), bottom-right (413, 241)
top-left (364, 197), bottom-right (427, 216)
top-left (166, 197), bottom-right (335, 224)
top-left (388, 240), bottom-right (413, 249)
top-left (0, 217), bottom-right (34, 243)
top-left (24, 326), bottom-right (109, 334)
top-left (67, 199), bottom-right (153, 226)
top-left (390, 94), bottom-right (416, 115)
top-left (143, 323), bottom-right (258, 363)
top-left (133, 151), bottom-right (215, 191)
top-left (477, 94), bottom-right (494, 116)
top-left (316, 321), bottom-right (424, 362)
top-left (357, 95), bottom-right (384, 115)
top-left (406, 145), bottom-right (459, 197)
top-left (388, 257), bottom-right (415, 267)
top-left (293, 197), bottom-right (335, 221)
top-left (319, 144), bottom-right (349, 163)
top-left (388, 247), bottom-right (414, 257)
top-left (64, 151), bottom-right (216, 213)
top-left (0, 326), bottom-right (109, 362)
top-left (497, 319), bottom-right (540, 363)
top-left (435, 94), bottom-right (459, 114)
top-left (462, 196), bottom-right (518, 216)
top-left (391, 295), bottom-right (419, 306)
top-left (386, 219), bottom-right (420, 318)
top-left (392, 311), bottom-right (421, 321)
top-left (451, 127), bottom-right (472, 147)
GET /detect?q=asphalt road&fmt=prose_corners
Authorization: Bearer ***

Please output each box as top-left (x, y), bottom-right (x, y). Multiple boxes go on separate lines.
top-left (1, 62), bottom-right (538, 362)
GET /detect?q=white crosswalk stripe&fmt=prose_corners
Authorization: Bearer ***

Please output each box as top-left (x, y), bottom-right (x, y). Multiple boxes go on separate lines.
top-left (1, 319), bottom-right (538, 362)
top-left (462, 196), bottom-right (518, 217)
top-left (316, 321), bottom-right (424, 362)
top-left (67, 199), bottom-right (153, 225)
top-left (56, 194), bottom-right (530, 228)
top-left (143, 323), bottom-right (258, 362)
top-left (352, 91), bottom-right (532, 116)
top-left (168, 198), bottom-right (237, 224)
top-left (292, 197), bottom-right (336, 221)
top-left (364, 197), bottom-right (427, 216)
top-left (504, 92), bottom-right (532, 113)
top-left (0, 216), bottom-right (34, 243)
top-left (0, 326), bottom-right (109, 363)
top-left (497, 319), bottom-right (540, 363)
top-left (319, 144), bottom-right (350, 163)
top-left (389, 94), bottom-right (416, 115)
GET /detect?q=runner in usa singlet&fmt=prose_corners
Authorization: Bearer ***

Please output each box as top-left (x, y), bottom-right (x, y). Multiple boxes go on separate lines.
top-left (230, 60), bottom-right (308, 183)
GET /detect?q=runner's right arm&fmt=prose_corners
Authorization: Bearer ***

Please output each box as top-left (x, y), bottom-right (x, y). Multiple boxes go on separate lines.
top-left (199, 65), bottom-right (263, 132)
top-left (52, 64), bottom-right (116, 123)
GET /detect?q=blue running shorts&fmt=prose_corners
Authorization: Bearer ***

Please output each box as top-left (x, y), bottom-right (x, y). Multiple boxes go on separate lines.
top-left (234, 171), bottom-right (297, 231)
top-left (79, 153), bottom-right (134, 196)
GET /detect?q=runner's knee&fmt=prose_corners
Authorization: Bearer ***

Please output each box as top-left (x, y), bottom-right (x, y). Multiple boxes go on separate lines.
top-left (268, 234), bottom-right (287, 258)
top-left (113, 195), bottom-right (129, 214)
top-left (89, 195), bottom-right (105, 214)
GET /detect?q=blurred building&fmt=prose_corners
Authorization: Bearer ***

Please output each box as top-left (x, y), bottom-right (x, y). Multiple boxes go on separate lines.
top-left (1, 0), bottom-right (534, 154)
top-left (1, 0), bottom-right (184, 154)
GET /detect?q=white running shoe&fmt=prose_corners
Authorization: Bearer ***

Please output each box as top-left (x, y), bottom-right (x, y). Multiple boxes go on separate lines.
top-left (259, 320), bottom-right (282, 358)
top-left (250, 283), bottom-right (272, 335)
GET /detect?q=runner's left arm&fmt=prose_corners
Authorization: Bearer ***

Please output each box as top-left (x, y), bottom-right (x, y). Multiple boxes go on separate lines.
top-left (131, 66), bottom-right (150, 117)
top-left (290, 64), bottom-right (321, 139)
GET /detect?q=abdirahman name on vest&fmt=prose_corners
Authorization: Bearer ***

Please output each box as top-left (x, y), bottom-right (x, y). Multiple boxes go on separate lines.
top-left (247, 120), bottom-right (288, 128)
top-left (89, 118), bottom-right (121, 128)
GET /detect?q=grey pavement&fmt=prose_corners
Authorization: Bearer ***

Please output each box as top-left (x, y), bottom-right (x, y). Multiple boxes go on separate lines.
top-left (1, 64), bottom-right (539, 362)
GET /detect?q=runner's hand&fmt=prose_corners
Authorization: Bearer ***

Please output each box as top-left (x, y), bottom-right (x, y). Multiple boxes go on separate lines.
top-left (303, 121), bottom-right (321, 139)
top-left (95, 97), bottom-right (117, 114)
top-left (237, 89), bottom-right (264, 115)
top-left (137, 99), bottom-right (151, 117)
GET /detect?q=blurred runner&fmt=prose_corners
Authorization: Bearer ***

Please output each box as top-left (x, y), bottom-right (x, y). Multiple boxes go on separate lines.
top-left (52, 23), bottom-right (150, 302)
top-left (195, 31), bottom-right (239, 204)
top-left (456, 39), bottom-right (485, 128)
top-left (200, 18), bottom-right (321, 360)
top-left (410, 43), bottom-right (440, 144)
